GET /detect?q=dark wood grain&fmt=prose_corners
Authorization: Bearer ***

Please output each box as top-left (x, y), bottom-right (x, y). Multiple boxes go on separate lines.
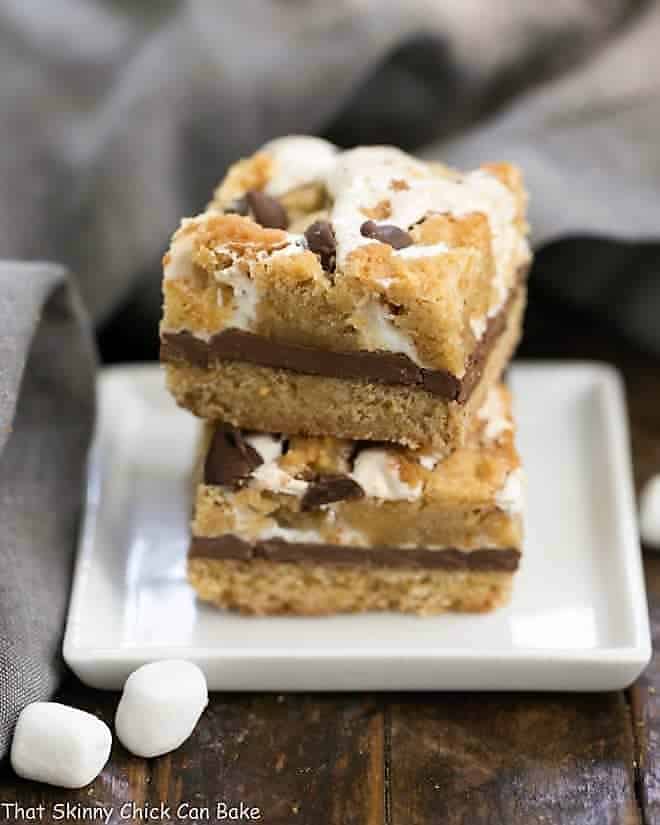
top-left (632, 559), bottom-right (660, 825)
top-left (149, 694), bottom-right (384, 825)
top-left (0, 688), bottom-right (384, 825)
top-left (389, 693), bottom-right (639, 825)
top-left (617, 323), bottom-right (660, 825)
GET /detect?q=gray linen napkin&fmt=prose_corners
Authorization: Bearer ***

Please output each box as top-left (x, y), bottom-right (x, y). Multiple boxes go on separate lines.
top-left (0, 264), bottom-right (96, 759)
top-left (1, 0), bottom-right (653, 325)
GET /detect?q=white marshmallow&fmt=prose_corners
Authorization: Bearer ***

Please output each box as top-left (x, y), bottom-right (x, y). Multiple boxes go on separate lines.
top-left (395, 241), bottom-right (449, 259)
top-left (262, 135), bottom-right (338, 197)
top-left (11, 702), bottom-right (111, 789)
top-left (163, 226), bottom-right (196, 281)
top-left (495, 467), bottom-right (525, 515)
top-left (477, 386), bottom-right (513, 443)
top-left (356, 300), bottom-right (426, 366)
top-left (351, 448), bottom-right (422, 501)
top-left (213, 255), bottom-right (258, 331)
top-left (250, 462), bottom-right (309, 496)
top-left (245, 433), bottom-right (284, 464)
top-left (640, 475), bottom-right (660, 548)
top-left (325, 145), bottom-right (427, 199)
top-left (115, 660), bottom-right (208, 758)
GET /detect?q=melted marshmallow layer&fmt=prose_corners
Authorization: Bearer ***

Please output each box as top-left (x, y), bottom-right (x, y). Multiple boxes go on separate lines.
top-left (164, 138), bottom-right (530, 366)
top-left (220, 386), bottom-right (523, 510)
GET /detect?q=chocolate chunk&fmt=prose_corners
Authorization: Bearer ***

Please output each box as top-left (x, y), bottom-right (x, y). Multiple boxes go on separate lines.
top-left (360, 220), bottom-right (413, 250)
top-left (246, 190), bottom-right (288, 229)
top-left (301, 474), bottom-right (364, 511)
top-left (304, 220), bottom-right (336, 271)
top-left (204, 425), bottom-right (263, 486)
top-left (225, 196), bottom-right (249, 216)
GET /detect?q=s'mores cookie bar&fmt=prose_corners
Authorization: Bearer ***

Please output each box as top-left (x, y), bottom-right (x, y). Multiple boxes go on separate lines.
top-left (161, 137), bottom-right (531, 451)
top-left (188, 384), bottom-right (523, 616)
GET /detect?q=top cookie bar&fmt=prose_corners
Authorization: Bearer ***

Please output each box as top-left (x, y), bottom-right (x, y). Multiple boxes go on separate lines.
top-left (161, 137), bottom-right (531, 449)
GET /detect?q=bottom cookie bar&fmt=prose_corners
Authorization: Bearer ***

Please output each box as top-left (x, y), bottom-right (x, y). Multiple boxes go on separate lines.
top-left (189, 557), bottom-right (514, 616)
top-left (188, 384), bottom-right (523, 616)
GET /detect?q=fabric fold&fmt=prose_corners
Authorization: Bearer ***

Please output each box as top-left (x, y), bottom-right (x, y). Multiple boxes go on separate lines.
top-left (0, 263), bottom-right (96, 760)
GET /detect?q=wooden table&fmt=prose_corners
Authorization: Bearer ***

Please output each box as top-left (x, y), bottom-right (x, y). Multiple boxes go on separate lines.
top-left (3, 308), bottom-right (660, 824)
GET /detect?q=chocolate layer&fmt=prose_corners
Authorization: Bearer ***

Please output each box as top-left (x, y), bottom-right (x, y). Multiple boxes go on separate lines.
top-left (189, 535), bottom-right (520, 572)
top-left (161, 268), bottom-right (527, 403)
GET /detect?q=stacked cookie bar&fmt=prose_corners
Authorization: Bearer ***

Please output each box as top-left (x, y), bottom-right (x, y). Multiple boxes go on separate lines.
top-left (160, 137), bottom-right (531, 615)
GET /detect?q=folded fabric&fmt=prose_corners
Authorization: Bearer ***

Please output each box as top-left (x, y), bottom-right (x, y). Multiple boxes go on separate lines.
top-left (427, 2), bottom-right (660, 352)
top-left (0, 263), bottom-right (96, 760)
top-left (2, 0), bottom-right (660, 338)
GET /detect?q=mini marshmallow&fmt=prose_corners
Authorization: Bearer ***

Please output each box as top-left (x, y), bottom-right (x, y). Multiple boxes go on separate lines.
top-left (640, 474), bottom-right (660, 548)
top-left (11, 702), bottom-right (111, 788)
top-left (115, 660), bottom-right (208, 758)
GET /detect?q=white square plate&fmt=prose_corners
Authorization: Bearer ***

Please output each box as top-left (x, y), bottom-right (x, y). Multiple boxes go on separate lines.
top-left (63, 362), bottom-right (651, 691)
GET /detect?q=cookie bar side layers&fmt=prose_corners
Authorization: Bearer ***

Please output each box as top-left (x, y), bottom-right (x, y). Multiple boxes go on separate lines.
top-left (161, 263), bottom-right (528, 404)
top-left (166, 284), bottom-right (525, 451)
top-left (160, 141), bottom-right (531, 399)
top-left (187, 384), bottom-right (523, 614)
top-left (188, 557), bottom-right (513, 616)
